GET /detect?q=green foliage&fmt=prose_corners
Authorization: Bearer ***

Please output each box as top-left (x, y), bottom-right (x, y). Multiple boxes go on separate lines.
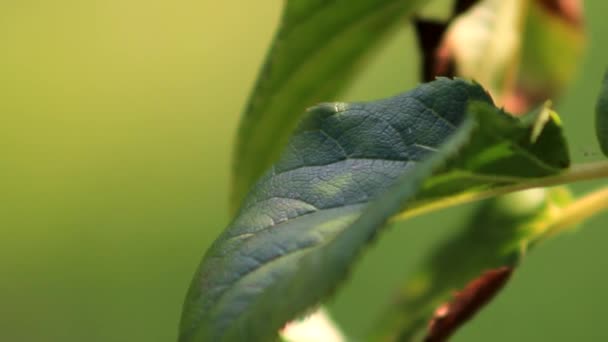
top-left (373, 187), bottom-right (573, 341)
top-left (180, 1), bottom-right (608, 341)
top-left (231, 0), bottom-right (428, 209)
top-left (597, 72), bottom-right (608, 157)
top-left (440, 0), bottom-right (584, 112)
top-left (412, 100), bottom-right (568, 207)
top-left (518, 0), bottom-right (585, 101)
top-left (179, 78), bottom-right (574, 341)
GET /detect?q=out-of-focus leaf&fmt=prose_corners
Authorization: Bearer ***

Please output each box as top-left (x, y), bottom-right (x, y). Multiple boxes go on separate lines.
top-left (441, 0), bottom-right (585, 114)
top-left (513, 0), bottom-right (585, 113)
top-left (231, 0), bottom-right (428, 210)
top-left (444, 0), bottom-right (527, 104)
top-left (179, 78), bottom-right (571, 342)
top-left (596, 71), bottom-right (608, 157)
top-left (372, 187), bottom-right (573, 341)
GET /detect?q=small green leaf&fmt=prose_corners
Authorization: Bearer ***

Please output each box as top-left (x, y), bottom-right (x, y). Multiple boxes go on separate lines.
top-left (179, 78), bottom-right (569, 342)
top-left (406, 99), bottom-right (569, 212)
top-left (596, 71), bottom-right (608, 157)
top-left (372, 187), bottom-right (573, 341)
top-left (231, 0), bottom-right (428, 210)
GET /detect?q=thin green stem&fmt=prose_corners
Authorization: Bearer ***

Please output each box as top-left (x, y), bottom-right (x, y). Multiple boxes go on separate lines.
top-left (543, 187), bottom-right (608, 239)
top-left (395, 161), bottom-right (608, 221)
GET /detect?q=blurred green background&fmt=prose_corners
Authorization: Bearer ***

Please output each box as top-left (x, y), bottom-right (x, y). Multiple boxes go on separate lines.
top-left (2, 1), bottom-right (608, 341)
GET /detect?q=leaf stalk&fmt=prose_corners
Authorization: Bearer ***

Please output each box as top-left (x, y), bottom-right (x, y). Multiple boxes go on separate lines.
top-left (396, 161), bottom-right (608, 221)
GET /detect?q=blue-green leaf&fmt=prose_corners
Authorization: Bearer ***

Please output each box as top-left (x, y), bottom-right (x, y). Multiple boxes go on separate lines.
top-left (180, 78), bottom-right (569, 342)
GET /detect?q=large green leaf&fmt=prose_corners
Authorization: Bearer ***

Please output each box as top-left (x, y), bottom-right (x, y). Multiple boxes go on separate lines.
top-left (231, 0), bottom-right (428, 209)
top-left (179, 78), bottom-right (569, 342)
top-left (596, 71), bottom-right (608, 157)
top-left (372, 187), bottom-right (573, 341)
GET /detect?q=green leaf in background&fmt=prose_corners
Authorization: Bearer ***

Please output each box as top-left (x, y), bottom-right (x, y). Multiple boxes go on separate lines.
top-left (443, 0), bottom-right (585, 113)
top-left (442, 0), bottom-right (528, 106)
top-left (231, 0), bottom-right (428, 210)
top-left (596, 71), bottom-right (608, 157)
top-left (515, 0), bottom-right (585, 112)
top-left (372, 187), bottom-right (573, 341)
top-left (180, 78), bottom-right (571, 341)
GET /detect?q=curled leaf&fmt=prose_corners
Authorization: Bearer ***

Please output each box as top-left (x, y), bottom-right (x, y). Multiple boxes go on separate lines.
top-left (180, 79), bottom-right (570, 342)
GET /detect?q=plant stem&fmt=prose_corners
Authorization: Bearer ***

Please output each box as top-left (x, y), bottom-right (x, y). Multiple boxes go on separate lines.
top-left (395, 161), bottom-right (608, 221)
top-left (543, 186), bottom-right (608, 239)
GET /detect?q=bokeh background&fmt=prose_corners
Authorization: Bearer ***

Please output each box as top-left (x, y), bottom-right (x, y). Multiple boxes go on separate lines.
top-left (2, 1), bottom-right (608, 341)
